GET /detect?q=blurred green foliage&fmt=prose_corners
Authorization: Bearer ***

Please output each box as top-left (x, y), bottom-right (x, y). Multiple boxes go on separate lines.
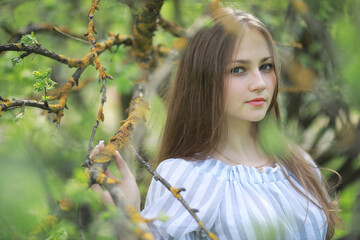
top-left (0, 0), bottom-right (359, 239)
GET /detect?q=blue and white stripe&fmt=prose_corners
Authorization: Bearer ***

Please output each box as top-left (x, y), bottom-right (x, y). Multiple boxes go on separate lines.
top-left (141, 158), bottom-right (327, 240)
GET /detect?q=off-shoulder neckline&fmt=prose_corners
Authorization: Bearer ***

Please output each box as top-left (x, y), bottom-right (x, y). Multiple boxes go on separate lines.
top-left (161, 157), bottom-right (291, 183)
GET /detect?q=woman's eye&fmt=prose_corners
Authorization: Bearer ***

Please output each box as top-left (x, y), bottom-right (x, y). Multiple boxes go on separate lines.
top-left (260, 63), bottom-right (274, 71)
top-left (230, 66), bottom-right (245, 74)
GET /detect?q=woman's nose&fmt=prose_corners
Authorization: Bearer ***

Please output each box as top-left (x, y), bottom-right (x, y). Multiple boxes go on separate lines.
top-left (249, 70), bottom-right (266, 92)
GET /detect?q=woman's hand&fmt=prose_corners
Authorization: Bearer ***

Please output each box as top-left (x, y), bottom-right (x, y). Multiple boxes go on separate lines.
top-left (90, 140), bottom-right (141, 211)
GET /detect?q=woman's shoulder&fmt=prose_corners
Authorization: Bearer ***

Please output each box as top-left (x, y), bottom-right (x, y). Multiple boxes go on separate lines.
top-left (291, 145), bottom-right (318, 166)
top-left (155, 157), bottom-right (223, 179)
top-left (290, 145), bottom-right (322, 179)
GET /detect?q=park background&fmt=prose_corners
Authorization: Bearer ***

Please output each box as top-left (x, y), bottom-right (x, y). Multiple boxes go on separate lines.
top-left (0, 0), bottom-right (359, 239)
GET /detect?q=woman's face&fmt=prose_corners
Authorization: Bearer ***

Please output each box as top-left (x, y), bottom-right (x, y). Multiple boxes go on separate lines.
top-left (224, 29), bottom-right (276, 123)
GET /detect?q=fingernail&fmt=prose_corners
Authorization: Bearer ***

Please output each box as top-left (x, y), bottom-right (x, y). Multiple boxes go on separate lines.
top-left (115, 150), bottom-right (120, 155)
top-left (99, 140), bottom-right (104, 145)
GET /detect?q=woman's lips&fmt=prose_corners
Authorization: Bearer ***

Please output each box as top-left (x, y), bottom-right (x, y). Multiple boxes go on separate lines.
top-left (246, 98), bottom-right (265, 106)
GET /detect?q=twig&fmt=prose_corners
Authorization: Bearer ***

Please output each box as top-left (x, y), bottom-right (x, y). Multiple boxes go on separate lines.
top-left (5, 23), bottom-right (88, 43)
top-left (85, 0), bottom-right (112, 81)
top-left (19, 51), bottom-right (32, 60)
top-left (84, 78), bottom-right (107, 167)
top-left (0, 35), bottom-right (132, 70)
top-left (158, 15), bottom-right (185, 38)
top-left (0, 43), bottom-right (92, 68)
top-left (1, 98), bottom-right (51, 112)
top-left (53, 26), bottom-right (88, 44)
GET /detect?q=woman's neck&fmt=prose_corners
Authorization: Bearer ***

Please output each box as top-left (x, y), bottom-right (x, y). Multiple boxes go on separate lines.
top-left (214, 118), bottom-right (270, 166)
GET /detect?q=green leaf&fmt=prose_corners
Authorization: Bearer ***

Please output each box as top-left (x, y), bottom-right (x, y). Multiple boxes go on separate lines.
top-left (32, 68), bottom-right (56, 93)
top-left (11, 57), bottom-right (20, 66)
top-left (41, 95), bottom-right (50, 101)
top-left (45, 78), bottom-right (57, 90)
top-left (20, 32), bottom-right (37, 46)
top-left (33, 70), bottom-right (42, 81)
top-left (34, 82), bottom-right (44, 92)
top-left (43, 68), bottom-right (52, 79)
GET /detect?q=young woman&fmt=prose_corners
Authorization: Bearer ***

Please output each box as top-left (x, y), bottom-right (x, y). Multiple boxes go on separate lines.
top-left (91, 7), bottom-right (340, 240)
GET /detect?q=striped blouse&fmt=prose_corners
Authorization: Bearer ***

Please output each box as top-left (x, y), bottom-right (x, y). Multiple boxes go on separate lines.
top-left (141, 157), bottom-right (327, 240)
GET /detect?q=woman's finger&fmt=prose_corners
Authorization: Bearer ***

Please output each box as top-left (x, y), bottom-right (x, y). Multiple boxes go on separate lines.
top-left (114, 151), bottom-right (135, 180)
top-left (89, 140), bottom-right (105, 159)
top-left (89, 145), bottom-right (100, 159)
top-left (91, 183), bottom-right (103, 193)
top-left (104, 168), bottom-right (121, 182)
top-left (98, 140), bottom-right (105, 152)
top-left (101, 191), bottom-right (115, 206)
top-left (91, 184), bottom-right (115, 206)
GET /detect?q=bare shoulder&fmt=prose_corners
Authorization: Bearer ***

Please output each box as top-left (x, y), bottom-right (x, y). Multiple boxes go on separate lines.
top-left (295, 146), bottom-right (316, 164)
top-left (292, 145), bottom-right (322, 179)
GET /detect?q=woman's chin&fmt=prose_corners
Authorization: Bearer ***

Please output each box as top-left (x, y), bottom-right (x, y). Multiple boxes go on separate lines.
top-left (227, 114), bottom-right (267, 123)
top-left (248, 113), bottom-right (267, 123)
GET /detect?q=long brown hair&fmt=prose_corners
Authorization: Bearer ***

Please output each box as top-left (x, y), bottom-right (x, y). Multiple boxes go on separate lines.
top-left (155, 8), bottom-right (340, 239)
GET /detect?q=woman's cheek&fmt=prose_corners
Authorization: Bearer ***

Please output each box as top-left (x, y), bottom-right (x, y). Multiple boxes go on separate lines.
top-left (268, 72), bottom-right (277, 94)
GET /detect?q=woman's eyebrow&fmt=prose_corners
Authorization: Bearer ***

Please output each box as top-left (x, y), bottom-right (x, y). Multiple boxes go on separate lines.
top-left (231, 56), bottom-right (273, 64)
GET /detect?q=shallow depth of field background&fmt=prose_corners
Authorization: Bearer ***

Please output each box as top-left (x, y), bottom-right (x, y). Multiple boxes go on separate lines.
top-left (0, 0), bottom-right (359, 239)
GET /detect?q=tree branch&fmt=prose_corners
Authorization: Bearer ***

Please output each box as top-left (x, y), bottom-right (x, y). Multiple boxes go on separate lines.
top-left (4, 23), bottom-right (88, 43)
top-left (0, 43), bottom-right (92, 68)
top-left (85, 0), bottom-right (113, 81)
top-left (0, 34), bottom-right (132, 69)
top-left (131, 0), bottom-right (165, 68)
top-left (1, 68), bottom-right (85, 124)
top-left (85, 78), bottom-right (108, 166)
top-left (0, 97), bottom-right (50, 114)
top-left (158, 15), bottom-right (185, 38)
top-left (0, 33), bottom-right (132, 122)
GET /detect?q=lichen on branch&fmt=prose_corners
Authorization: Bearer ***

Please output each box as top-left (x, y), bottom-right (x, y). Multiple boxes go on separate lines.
top-left (85, 0), bottom-right (112, 81)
